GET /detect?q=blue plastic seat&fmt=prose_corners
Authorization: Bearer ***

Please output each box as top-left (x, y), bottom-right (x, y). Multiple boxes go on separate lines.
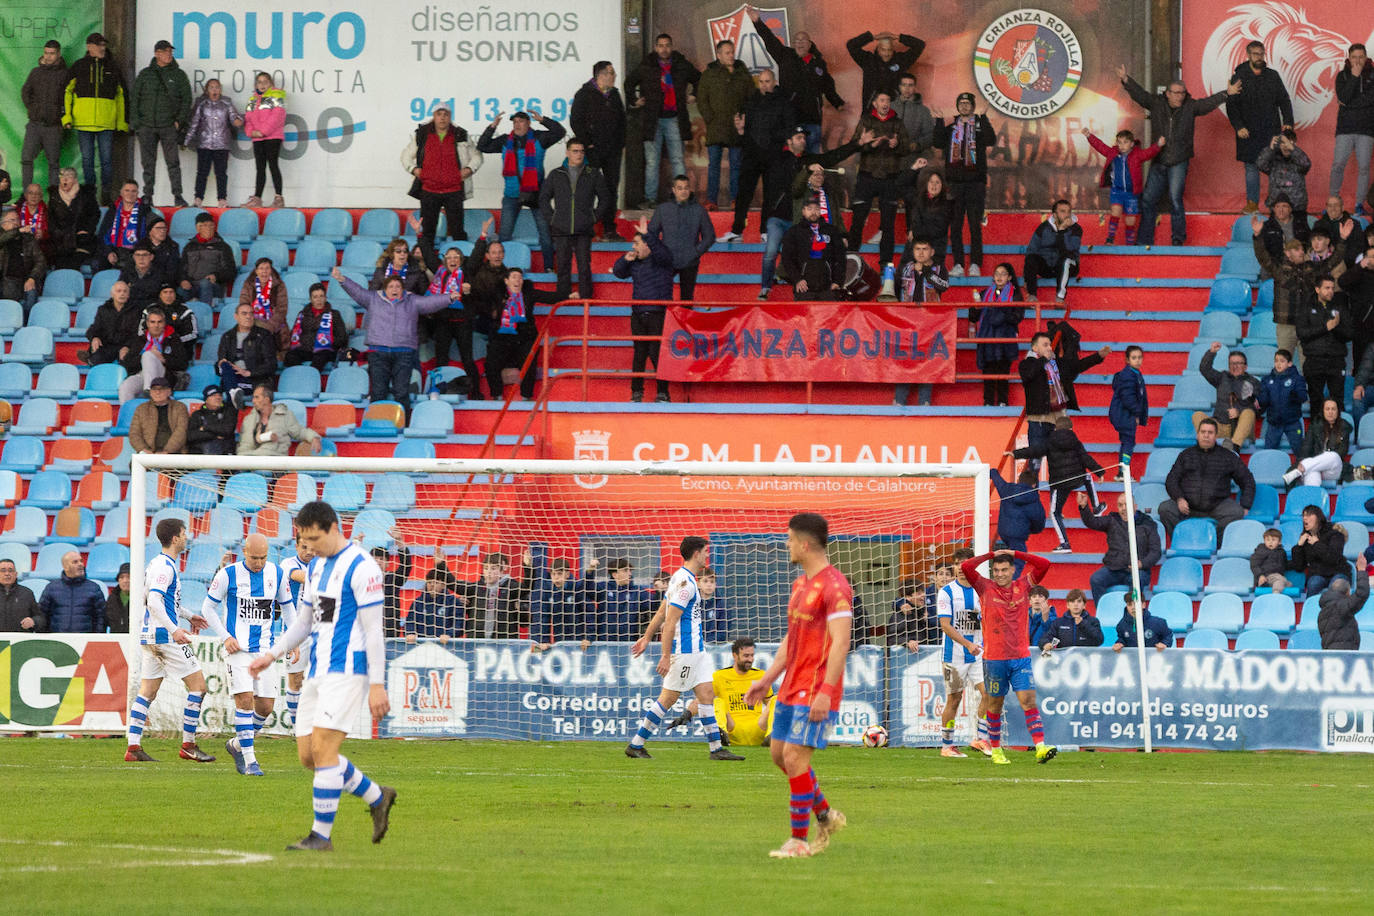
top-left (1248, 484), bottom-right (1280, 525)
top-left (369, 474), bottom-right (416, 512)
top-left (1194, 593), bottom-right (1245, 634)
top-left (1245, 345), bottom-right (1276, 374)
top-left (1130, 482), bottom-right (1168, 514)
top-left (81, 363), bottom-right (127, 400)
top-left (1287, 629), bottom-right (1323, 650)
top-left (34, 362), bottom-right (80, 399)
top-left (273, 472), bottom-right (317, 510)
top-left (1242, 306), bottom-right (1277, 347)
top-left (262, 208), bottom-right (306, 244)
top-left (41, 268), bottom-right (85, 304)
top-left (184, 299), bottom-right (212, 338)
top-left (1235, 628), bottom-right (1280, 650)
top-left (1149, 591), bottom-right (1194, 634)
top-left (351, 508), bottom-right (396, 549)
top-left (1341, 521), bottom-right (1369, 560)
top-left (1247, 592), bottom-right (1296, 635)
top-left (84, 269), bottom-right (120, 305)
top-left (182, 542), bottom-right (223, 583)
top-left (355, 401), bottom-right (405, 438)
top-left (4, 506), bottom-right (49, 546)
top-left (502, 241), bottom-right (533, 270)
top-left (1205, 278), bottom-right (1252, 315)
top-left (393, 439), bottom-right (436, 461)
top-left (1281, 485), bottom-right (1329, 522)
top-left (403, 399), bottom-right (454, 438)
top-left (341, 239), bottom-right (383, 271)
top-left (1167, 375), bottom-right (1215, 411)
top-left (0, 363), bottom-right (31, 399)
top-left (276, 398), bottom-right (308, 429)
top-left (246, 238), bottom-right (291, 273)
top-left (1230, 216), bottom-right (1254, 243)
top-left (217, 208), bottom-right (259, 244)
top-left (1096, 592), bottom-right (1125, 627)
top-left (168, 207), bottom-right (208, 240)
top-left (222, 472), bottom-right (269, 513)
top-left (171, 470), bottom-right (220, 514)
top-left (464, 210), bottom-right (491, 239)
top-left (1216, 519), bottom-right (1265, 558)
top-left (22, 470), bottom-right (72, 509)
top-left (204, 506), bottom-right (245, 544)
top-left (1360, 414), bottom-right (1374, 449)
top-left (1203, 557), bottom-right (1254, 595)
top-left (86, 541), bottom-right (129, 582)
top-left (33, 542), bottom-right (79, 580)
top-left (1332, 484), bottom-right (1374, 524)
top-left (0, 300), bottom-right (22, 336)
top-left (283, 271), bottom-right (318, 307)
top-left (1216, 247), bottom-right (1261, 283)
top-left (3, 326), bottom-right (54, 364)
top-left (1168, 518), bottom-right (1217, 558)
top-left (1141, 448), bottom-right (1182, 486)
top-left (0, 541), bottom-right (33, 574)
top-left (277, 365), bottom-right (322, 404)
top-left (1153, 410), bottom-right (1199, 448)
top-left (12, 397), bottom-right (58, 436)
top-left (292, 238), bottom-right (337, 277)
top-left (0, 437), bottom-right (44, 474)
top-left (323, 365), bottom-right (369, 404)
top-left (78, 472), bottom-right (121, 511)
top-left (1156, 556), bottom-right (1204, 596)
top-left (28, 299), bottom-right (71, 336)
top-left (309, 208), bottom-right (353, 247)
top-left (355, 209), bottom-right (400, 244)
top-left (321, 475), bottom-right (366, 512)
top-left (110, 398), bottom-right (145, 436)
top-left (1199, 311), bottom-right (1243, 346)
top-left (1247, 450), bottom-right (1291, 487)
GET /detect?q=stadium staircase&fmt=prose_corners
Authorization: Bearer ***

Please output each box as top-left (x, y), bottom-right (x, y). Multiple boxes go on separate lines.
top-left (7, 203), bottom-right (1374, 648)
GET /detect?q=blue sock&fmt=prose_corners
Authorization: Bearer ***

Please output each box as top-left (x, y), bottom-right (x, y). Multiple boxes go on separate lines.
top-left (182, 693), bottom-right (203, 745)
top-left (253, 712), bottom-right (267, 733)
top-left (285, 689), bottom-right (300, 727)
top-left (630, 700), bottom-right (666, 748)
top-left (339, 755), bottom-right (383, 806)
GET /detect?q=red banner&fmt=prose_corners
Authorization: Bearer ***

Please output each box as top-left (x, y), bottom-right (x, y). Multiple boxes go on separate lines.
top-left (1183, 2), bottom-right (1374, 212)
top-left (657, 304), bottom-right (957, 384)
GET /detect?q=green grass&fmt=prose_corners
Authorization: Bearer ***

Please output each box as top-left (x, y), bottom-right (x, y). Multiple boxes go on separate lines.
top-left (2, 737), bottom-right (1372, 914)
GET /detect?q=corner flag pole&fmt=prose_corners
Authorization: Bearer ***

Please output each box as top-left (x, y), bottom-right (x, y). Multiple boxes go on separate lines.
top-left (1121, 458), bottom-right (1154, 753)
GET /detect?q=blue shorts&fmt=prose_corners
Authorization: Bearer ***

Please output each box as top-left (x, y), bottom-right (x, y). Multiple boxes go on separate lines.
top-left (1109, 189), bottom-right (1140, 215)
top-left (985, 657), bottom-right (1035, 697)
top-left (771, 702), bottom-right (838, 749)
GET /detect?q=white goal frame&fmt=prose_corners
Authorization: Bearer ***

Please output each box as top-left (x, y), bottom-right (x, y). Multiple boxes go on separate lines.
top-left (128, 456), bottom-right (990, 630)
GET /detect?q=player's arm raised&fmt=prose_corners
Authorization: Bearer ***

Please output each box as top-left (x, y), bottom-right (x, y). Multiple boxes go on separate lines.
top-left (809, 613), bottom-right (852, 722)
top-left (961, 552), bottom-right (993, 588)
top-left (745, 635), bottom-right (787, 706)
top-left (1013, 550), bottom-right (1053, 584)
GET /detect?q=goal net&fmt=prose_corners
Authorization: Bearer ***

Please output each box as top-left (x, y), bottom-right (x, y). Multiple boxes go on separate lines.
top-left (128, 457), bottom-right (987, 745)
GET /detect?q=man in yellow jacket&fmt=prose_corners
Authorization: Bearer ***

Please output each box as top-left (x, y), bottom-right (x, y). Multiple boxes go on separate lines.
top-left (63, 32), bottom-right (127, 203)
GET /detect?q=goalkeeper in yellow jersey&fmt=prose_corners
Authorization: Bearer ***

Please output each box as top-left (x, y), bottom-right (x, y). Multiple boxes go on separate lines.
top-left (665, 637), bottom-right (775, 746)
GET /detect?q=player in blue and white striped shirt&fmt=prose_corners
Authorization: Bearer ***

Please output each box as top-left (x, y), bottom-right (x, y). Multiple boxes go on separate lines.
top-left (624, 536), bottom-right (743, 761)
top-left (277, 536), bottom-right (315, 730)
top-left (249, 501), bottom-right (396, 852)
top-left (124, 517), bottom-right (216, 764)
top-left (202, 533), bottom-right (295, 776)
top-left (936, 548), bottom-right (991, 758)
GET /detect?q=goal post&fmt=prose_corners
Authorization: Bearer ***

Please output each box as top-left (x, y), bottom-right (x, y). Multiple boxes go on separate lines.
top-left (127, 456), bottom-right (989, 741)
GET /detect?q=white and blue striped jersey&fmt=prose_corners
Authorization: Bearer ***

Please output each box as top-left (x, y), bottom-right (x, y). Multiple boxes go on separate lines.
top-left (937, 581), bottom-right (982, 664)
top-left (141, 552), bottom-right (182, 645)
top-left (203, 561), bottom-right (293, 654)
top-left (665, 566), bottom-right (704, 654)
top-left (278, 553), bottom-right (309, 635)
top-left (299, 543), bottom-right (385, 679)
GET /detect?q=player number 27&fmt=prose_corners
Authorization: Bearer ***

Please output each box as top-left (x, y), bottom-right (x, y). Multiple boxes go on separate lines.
top-left (679, 665), bottom-right (690, 680)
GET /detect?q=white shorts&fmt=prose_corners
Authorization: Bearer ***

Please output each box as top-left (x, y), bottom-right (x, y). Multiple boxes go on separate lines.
top-left (226, 656), bottom-right (279, 700)
top-left (662, 651), bottom-right (713, 693)
top-left (140, 642), bottom-right (202, 682)
top-left (294, 673), bottom-right (369, 738)
top-left (942, 659), bottom-right (985, 694)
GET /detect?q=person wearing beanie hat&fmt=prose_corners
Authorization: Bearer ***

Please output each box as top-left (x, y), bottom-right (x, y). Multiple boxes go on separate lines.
top-left (187, 383), bottom-right (238, 455)
top-left (1257, 192), bottom-right (1311, 263)
top-left (145, 213), bottom-right (183, 286)
top-left (121, 239), bottom-right (167, 306)
top-left (105, 563), bottom-right (133, 633)
top-left (932, 92), bottom-right (994, 277)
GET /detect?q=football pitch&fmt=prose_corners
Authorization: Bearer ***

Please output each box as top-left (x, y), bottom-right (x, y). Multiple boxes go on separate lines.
top-left (2, 738), bottom-right (1371, 914)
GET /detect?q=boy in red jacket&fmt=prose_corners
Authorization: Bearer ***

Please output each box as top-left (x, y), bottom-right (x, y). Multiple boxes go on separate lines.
top-left (1083, 128), bottom-right (1163, 244)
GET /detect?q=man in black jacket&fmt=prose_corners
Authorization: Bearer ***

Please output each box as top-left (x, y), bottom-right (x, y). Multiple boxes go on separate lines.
top-left (1319, 555), bottom-right (1367, 650)
top-left (846, 29), bottom-right (925, 108)
top-left (648, 176), bottom-right (716, 300)
top-left (933, 94), bottom-right (995, 277)
top-left (216, 302), bottom-right (279, 408)
top-left (179, 212), bottom-right (237, 304)
top-left (721, 70), bottom-right (797, 245)
top-left (612, 222), bottom-right (675, 403)
top-left (186, 385), bottom-right (238, 455)
top-left (1297, 276), bottom-right (1351, 419)
top-left (1118, 65), bottom-right (1238, 246)
top-left (1157, 418), bottom-right (1256, 536)
top-left (779, 195), bottom-right (845, 300)
top-left (1079, 493), bottom-right (1162, 604)
top-left (119, 305), bottom-right (190, 401)
top-left (0, 559), bottom-right (44, 632)
top-left (539, 138), bottom-right (612, 301)
top-left (455, 551), bottom-right (531, 640)
top-left (570, 61), bottom-right (627, 239)
top-left (1018, 330), bottom-right (1108, 468)
top-left (82, 279), bottom-right (142, 366)
top-left (626, 34), bottom-right (700, 207)
top-left (1228, 41), bottom-right (1295, 212)
top-left (749, 9), bottom-right (843, 153)
top-left (21, 40), bottom-right (68, 190)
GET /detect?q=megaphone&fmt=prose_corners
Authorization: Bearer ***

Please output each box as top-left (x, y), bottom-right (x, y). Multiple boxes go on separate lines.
top-left (876, 262), bottom-right (898, 302)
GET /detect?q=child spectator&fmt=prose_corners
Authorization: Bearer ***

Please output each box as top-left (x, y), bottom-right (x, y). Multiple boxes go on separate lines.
top-left (1256, 129), bottom-right (1311, 222)
top-left (1027, 585), bottom-right (1057, 648)
top-left (1040, 589), bottom-right (1104, 650)
top-left (1009, 415), bottom-right (1103, 554)
top-left (242, 72), bottom-right (286, 208)
top-left (1251, 214), bottom-right (1316, 359)
top-left (1111, 593), bottom-right (1173, 652)
top-left (183, 78), bottom-right (242, 207)
top-left (1250, 527), bottom-right (1290, 594)
top-left (1083, 127), bottom-right (1163, 244)
top-left (1257, 348), bottom-right (1307, 453)
top-left (969, 262), bottom-right (1024, 406)
top-left (990, 467), bottom-right (1046, 575)
top-left (1109, 345), bottom-right (1149, 467)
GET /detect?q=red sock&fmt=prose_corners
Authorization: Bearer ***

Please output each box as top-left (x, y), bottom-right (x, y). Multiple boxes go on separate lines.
top-left (987, 712), bottom-right (1002, 748)
top-left (1024, 705), bottom-right (1045, 745)
top-left (788, 773), bottom-right (813, 840)
top-left (1124, 221), bottom-right (1138, 244)
top-left (809, 768), bottom-right (830, 817)
top-left (1106, 215), bottom-right (1120, 241)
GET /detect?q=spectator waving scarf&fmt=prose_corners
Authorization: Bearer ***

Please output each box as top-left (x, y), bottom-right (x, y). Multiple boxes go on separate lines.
top-left (429, 267), bottom-right (463, 298)
top-left (1044, 357), bottom-right (1069, 411)
top-left (499, 289), bottom-right (525, 333)
top-left (948, 116), bottom-right (979, 167)
top-left (502, 135), bottom-right (541, 193)
top-left (106, 204), bottom-right (143, 248)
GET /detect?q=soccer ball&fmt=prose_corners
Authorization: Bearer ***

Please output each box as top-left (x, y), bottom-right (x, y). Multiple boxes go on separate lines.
top-left (861, 724), bottom-right (889, 748)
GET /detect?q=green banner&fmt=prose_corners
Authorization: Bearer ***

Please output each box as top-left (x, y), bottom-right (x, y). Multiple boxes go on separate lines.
top-left (0, 3), bottom-right (104, 190)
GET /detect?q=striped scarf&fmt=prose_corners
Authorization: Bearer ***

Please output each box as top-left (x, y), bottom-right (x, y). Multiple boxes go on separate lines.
top-left (19, 202), bottom-right (46, 238)
top-left (948, 116), bottom-right (978, 167)
top-left (502, 134), bottom-right (541, 193)
top-left (808, 222), bottom-right (827, 259)
top-left (143, 327), bottom-right (172, 354)
top-left (289, 307), bottom-right (333, 352)
top-left (385, 261), bottom-right (409, 280)
top-left (978, 283), bottom-right (1014, 336)
top-left (106, 203), bottom-right (143, 248)
top-left (499, 289), bottom-right (525, 334)
top-left (1044, 357), bottom-right (1068, 411)
top-left (813, 187), bottom-right (831, 222)
top-left (251, 276), bottom-right (274, 320)
top-left (429, 267), bottom-right (464, 306)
